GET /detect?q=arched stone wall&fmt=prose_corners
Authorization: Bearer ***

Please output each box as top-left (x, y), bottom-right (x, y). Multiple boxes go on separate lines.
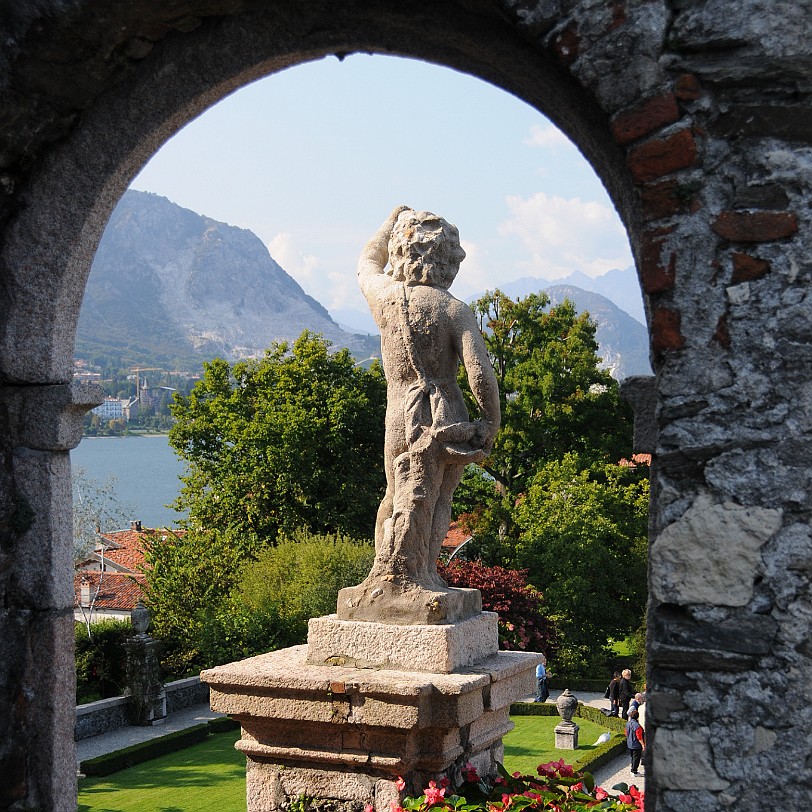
top-left (0, 2), bottom-right (810, 810)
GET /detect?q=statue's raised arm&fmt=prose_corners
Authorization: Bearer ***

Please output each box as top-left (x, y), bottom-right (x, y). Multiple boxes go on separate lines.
top-left (356, 205), bottom-right (410, 320)
top-left (338, 207), bottom-right (500, 626)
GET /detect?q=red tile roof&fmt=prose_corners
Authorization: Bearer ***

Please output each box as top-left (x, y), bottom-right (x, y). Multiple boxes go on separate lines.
top-left (75, 571), bottom-right (146, 612)
top-left (619, 453), bottom-right (652, 468)
top-left (88, 527), bottom-right (183, 574)
top-left (442, 521), bottom-right (472, 551)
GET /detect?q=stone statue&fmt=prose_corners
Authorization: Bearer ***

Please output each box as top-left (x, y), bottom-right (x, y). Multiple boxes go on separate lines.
top-left (337, 206), bottom-right (499, 624)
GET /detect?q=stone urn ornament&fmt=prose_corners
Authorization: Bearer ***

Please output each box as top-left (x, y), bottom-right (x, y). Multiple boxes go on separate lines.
top-left (130, 600), bottom-right (150, 636)
top-left (554, 688), bottom-right (580, 749)
top-left (556, 688), bottom-right (578, 723)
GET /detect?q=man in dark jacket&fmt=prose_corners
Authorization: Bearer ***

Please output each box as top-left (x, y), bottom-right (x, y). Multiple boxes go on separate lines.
top-left (618, 668), bottom-right (634, 719)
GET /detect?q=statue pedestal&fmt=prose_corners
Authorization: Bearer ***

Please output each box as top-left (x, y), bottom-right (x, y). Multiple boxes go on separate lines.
top-left (124, 635), bottom-right (167, 726)
top-left (202, 621), bottom-right (541, 812)
top-left (554, 721), bottom-right (579, 750)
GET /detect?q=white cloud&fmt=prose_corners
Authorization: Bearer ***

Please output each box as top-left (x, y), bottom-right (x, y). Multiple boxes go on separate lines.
top-left (524, 123), bottom-right (575, 151)
top-left (499, 192), bottom-right (632, 279)
top-left (266, 231), bottom-right (321, 286)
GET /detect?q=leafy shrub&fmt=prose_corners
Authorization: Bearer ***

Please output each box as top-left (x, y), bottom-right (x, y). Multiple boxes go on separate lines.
top-left (437, 560), bottom-right (556, 654)
top-left (236, 530), bottom-right (375, 644)
top-left (75, 619), bottom-right (132, 703)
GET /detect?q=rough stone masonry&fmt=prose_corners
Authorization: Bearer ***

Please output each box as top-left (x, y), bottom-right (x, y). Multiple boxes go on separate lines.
top-left (0, 2), bottom-right (810, 811)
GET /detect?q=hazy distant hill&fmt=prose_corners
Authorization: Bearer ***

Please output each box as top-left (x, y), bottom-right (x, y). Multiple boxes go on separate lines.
top-left (77, 190), bottom-right (380, 368)
top-left (496, 267), bottom-right (646, 326)
top-left (468, 279), bottom-right (652, 380)
top-left (543, 285), bottom-right (651, 379)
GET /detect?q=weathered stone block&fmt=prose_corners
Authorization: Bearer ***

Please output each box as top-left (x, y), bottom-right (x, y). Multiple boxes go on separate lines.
top-left (653, 727), bottom-right (730, 791)
top-left (650, 307), bottom-right (685, 352)
top-left (731, 252), bottom-right (770, 283)
top-left (202, 635), bottom-right (539, 811)
top-left (640, 225), bottom-right (676, 293)
top-left (611, 92), bottom-right (680, 146)
top-left (307, 612), bottom-right (499, 673)
top-left (650, 495), bottom-right (782, 606)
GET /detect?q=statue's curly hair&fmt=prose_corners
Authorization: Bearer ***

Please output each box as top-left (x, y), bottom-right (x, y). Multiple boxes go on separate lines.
top-left (388, 210), bottom-right (466, 289)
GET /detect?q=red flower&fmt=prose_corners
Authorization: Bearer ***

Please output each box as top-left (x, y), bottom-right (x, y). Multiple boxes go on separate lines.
top-left (462, 762), bottom-right (480, 783)
top-left (395, 777), bottom-right (406, 792)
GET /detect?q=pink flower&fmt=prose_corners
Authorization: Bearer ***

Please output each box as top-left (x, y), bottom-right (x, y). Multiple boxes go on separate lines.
top-left (395, 777), bottom-right (406, 792)
top-left (595, 787), bottom-right (608, 801)
top-left (424, 781), bottom-right (446, 806)
top-left (571, 782), bottom-right (583, 792)
top-left (365, 805), bottom-right (374, 812)
top-left (389, 803), bottom-right (404, 812)
top-left (501, 794), bottom-right (512, 809)
top-left (619, 793), bottom-right (633, 803)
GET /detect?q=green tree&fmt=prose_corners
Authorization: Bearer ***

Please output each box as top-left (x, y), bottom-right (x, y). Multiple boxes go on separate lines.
top-left (146, 332), bottom-right (387, 673)
top-left (513, 453), bottom-right (649, 677)
top-left (459, 290), bottom-right (631, 509)
top-left (169, 331), bottom-right (387, 546)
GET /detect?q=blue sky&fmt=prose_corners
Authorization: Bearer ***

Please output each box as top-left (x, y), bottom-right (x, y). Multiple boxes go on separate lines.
top-left (131, 54), bottom-right (634, 332)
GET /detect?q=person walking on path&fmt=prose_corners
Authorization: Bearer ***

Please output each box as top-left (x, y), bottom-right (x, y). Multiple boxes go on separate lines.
top-left (625, 708), bottom-right (645, 775)
top-left (618, 668), bottom-right (634, 719)
top-left (535, 655), bottom-right (549, 702)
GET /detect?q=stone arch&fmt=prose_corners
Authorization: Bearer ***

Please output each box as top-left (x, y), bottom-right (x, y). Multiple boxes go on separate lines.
top-left (1, 3), bottom-right (810, 811)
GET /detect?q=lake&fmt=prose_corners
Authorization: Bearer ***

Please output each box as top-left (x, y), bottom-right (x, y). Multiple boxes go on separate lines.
top-left (70, 434), bottom-right (186, 529)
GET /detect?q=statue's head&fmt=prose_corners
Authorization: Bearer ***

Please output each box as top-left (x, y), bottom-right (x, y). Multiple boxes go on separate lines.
top-left (388, 210), bottom-right (466, 289)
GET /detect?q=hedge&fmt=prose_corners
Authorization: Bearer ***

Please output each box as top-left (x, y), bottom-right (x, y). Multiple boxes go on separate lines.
top-left (80, 717), bottom-right (240, 777)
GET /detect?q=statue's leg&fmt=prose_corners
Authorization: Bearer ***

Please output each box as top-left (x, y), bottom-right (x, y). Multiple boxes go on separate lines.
top-left (425, 463), bottom-right (465, 585)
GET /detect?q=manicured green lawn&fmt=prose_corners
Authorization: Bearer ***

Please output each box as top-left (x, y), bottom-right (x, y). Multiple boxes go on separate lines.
top-left (78, 715), bottom-right (616, 811)
top-left (609, 638), bottom-right (632, 657)
top-left (503, 715), bottom-right (617, 775)
top-left (78, 730), bottom-right (245, 812)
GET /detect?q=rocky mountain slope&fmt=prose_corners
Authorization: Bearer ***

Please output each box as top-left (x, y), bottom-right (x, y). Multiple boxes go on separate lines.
top-left (542, 285), bottom-right (651, 379)
top-left (77, 190), bottom-right (379, 368)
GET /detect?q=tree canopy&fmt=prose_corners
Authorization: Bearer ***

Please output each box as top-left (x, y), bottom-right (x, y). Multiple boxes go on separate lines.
top-left (145, 332), bottom-right (387, 673)
top-left (514, 453), bottom-right (649, 675)
top-left (451, 291), bottom-right (647, 676)
top-left (169, 331), bottom-right (387, 548)
top-left (454, 290), bottom-right (635, 538)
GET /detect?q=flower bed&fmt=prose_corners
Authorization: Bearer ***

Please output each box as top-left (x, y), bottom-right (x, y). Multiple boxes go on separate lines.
top-left (393, 760), bottom-right (643, 812)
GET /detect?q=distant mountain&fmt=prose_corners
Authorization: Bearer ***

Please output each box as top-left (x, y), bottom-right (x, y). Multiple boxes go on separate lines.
top-left (543, 285), bottom-right (652, 379)
top-left (468, 279), bottom-right (652, 380)
top-left (495, 267), bottom-right (646, 326)
top-left (77, 190), bottom-right (380, 368)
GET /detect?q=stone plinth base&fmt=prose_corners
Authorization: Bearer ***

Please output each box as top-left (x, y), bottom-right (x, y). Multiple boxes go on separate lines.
top-left (306, 613), bottom-right (498, 673)
top-left (202, 641), bottom-right (541, 811)
top-left (337, 581), bottom-right (482, 625)
top-left (554, 721), bottom-right (579, 750)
